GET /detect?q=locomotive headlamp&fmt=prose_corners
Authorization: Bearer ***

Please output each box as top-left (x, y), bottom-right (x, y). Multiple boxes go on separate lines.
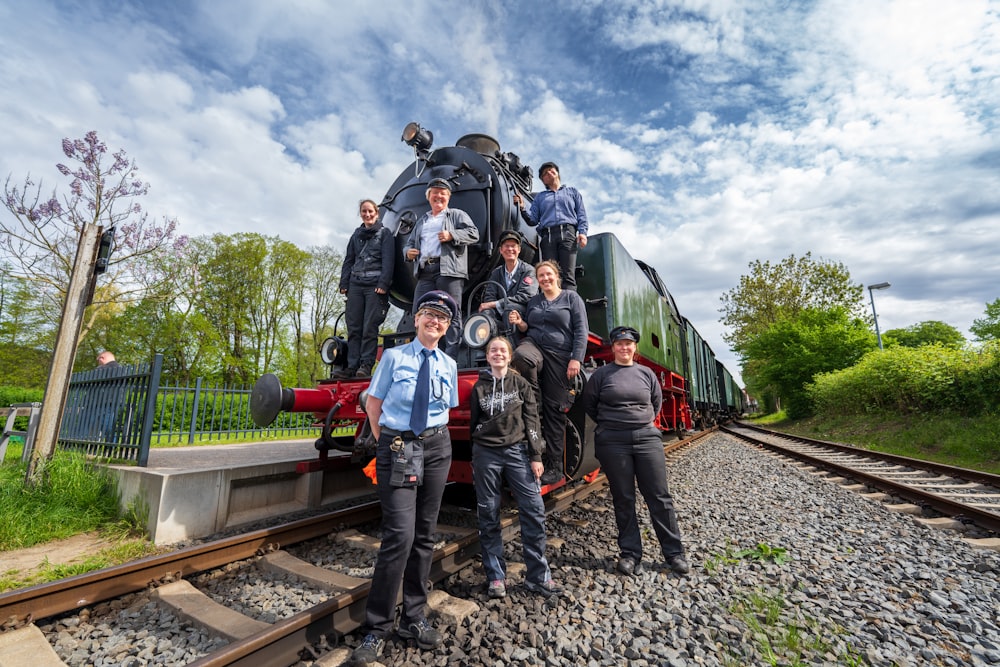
top-left (402, 122), bottom-right (433, 151)
top-left (319, 336), bottom-right (347, 366)
top-left (462, 313), bottom-right (497, 349)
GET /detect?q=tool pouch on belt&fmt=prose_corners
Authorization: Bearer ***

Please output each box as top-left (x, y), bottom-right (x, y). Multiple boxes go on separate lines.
top-left (389, 436), bottom-right (424, 488)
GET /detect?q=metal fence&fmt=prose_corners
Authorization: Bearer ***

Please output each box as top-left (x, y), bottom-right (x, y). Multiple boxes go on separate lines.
top-left (152, 377), bottom-right (320, 446)
top-left (53, 354), bottom-right (321, 466)
top-left (59, 355), bottom-right (163, 465)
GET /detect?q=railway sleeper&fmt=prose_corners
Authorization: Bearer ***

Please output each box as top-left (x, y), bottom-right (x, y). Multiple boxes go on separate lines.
top-left (151, 580), bottom-right (269, 642)
top-left (0, 624), bottom-right (67, 667)
top-left (259, 550), bottom-right (368, 593)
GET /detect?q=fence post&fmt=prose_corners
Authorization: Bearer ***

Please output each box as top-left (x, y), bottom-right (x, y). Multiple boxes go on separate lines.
top-left (188, 377), bottom-right (202, 444)
top-left (136, 354), bottom-right (163, 467)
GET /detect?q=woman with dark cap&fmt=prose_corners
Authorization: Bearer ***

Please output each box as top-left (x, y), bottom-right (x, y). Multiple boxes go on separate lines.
top-left (351, 290), bottom-right (460, 666)
top-left (581, 325), bottom-right (689, 577)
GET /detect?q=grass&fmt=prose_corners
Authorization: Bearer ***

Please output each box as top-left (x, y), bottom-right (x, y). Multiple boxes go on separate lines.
top-left (751, 410), bottom-right (1000, 474)
top-left (0, 540), bottom-right (158, 593)
top-left (0, 443), bottom-right (159, 591)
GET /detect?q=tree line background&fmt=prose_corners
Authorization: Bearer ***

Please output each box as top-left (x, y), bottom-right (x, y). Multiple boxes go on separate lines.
top-left (1, 133), bottom-right (362, 391)
top-left (3, 132), bottom-right (1000, 421)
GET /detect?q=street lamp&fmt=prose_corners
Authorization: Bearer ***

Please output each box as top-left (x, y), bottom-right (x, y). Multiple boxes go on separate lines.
top-left (867, 282), bottom-right (891, 350)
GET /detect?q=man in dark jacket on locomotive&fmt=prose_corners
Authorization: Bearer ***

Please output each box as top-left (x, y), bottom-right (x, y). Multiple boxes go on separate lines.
top-left (477, 229), bottom-right (538, 335)
top-left (405, 178), bottom-right (480, 356)
top-left (513, 161), bottom-right (588, 290)
top-left (338, 199), bottom-right (395, 378)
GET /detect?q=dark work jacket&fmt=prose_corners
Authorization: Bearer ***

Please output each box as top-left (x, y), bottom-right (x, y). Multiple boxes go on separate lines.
top-left (469, 369), bottom-right (545, 461)
top-left (340, 221), bottom-right (395, 291)
top-left (483, 259), bottom-right (538, 315)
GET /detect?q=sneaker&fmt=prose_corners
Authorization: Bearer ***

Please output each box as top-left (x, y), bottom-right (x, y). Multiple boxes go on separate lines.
top-left (524, 578), bottom-right (562, 597)
top-left (333, 367), bottom-right (356, 379)
top-left (351, 633), bottom-right (385, 665)
top-left (539, 468), bottom-right (564, 486)
top-left (488, 579), bottom-right (507, 598)
top-left (356, 365), bottom-right (372, 378)
top-left (617, 557), bottom-right (638, 576)
top-left (665, 554), bottom-right (690, 574)
top-left (397, 617), bottom-right (441, 649)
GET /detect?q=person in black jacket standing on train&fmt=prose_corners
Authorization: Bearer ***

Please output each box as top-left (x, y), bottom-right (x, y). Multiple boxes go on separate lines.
top-left (338, 199), bottom-right (395, 378)
top-left (582, 326), bottom-right (690, 577)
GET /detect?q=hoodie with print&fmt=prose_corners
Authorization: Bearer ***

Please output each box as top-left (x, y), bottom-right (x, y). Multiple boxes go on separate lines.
top-left (469, 369), bottom-right (545, 461)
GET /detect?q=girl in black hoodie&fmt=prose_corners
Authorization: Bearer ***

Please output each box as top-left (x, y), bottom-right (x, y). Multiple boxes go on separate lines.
top-left (469, 337), bottom-right (561, 598)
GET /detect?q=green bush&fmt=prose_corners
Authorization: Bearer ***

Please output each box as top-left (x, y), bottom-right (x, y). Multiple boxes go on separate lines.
top-left (809, 343), bottom-right (1000, 416)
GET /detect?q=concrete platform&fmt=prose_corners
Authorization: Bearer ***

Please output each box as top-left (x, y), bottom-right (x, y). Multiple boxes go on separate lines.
top-left (107, 440), bottom-right (375, 545)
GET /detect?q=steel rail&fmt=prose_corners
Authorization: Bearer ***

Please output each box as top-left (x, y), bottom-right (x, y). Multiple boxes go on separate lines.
top-left (0, 501), bottom-right (383, 625)
top-left (734, 421), bottom-right (1000, 486)
top-left (722, 424), bottom-right (1000, 533)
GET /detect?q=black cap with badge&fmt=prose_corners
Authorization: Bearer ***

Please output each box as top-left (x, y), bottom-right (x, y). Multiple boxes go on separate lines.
top-left (427, 178), bottom-right (452, 191)
top-left (609, 326), bottom-right (640, 343)
top-left (416, 290), bottom-right (459, 322)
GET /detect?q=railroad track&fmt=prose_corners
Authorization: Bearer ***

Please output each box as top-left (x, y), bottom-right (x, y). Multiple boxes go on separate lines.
top-left (0, 428), bottom-right (712, 666)
top-left (722, 422), bottom-right (1000, 538)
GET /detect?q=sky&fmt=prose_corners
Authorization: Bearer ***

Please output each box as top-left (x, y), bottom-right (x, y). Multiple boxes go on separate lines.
top-left (2, 0), bottom-right (999, 387)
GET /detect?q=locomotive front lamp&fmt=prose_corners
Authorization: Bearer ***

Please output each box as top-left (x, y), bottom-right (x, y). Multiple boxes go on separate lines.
top-left (402, 122), bottom-right (433, 151)
top-left (867, 282), bottom-right (891, 351)
top-left (319, 336), bottom-right (347, 367)
top-left (462, 313), bottom-right (497, 349)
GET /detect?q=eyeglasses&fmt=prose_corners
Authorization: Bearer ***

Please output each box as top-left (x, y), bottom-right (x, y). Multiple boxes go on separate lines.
top-left (419, 311), bottom-right (451, 323)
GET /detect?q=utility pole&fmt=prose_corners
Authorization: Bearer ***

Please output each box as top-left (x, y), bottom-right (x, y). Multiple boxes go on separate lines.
top-left (25, 224), bottom-right (103, 486)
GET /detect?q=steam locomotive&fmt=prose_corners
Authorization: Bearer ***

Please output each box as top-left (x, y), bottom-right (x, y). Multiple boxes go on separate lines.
top-left (250, 123), bottom-right (744, 486)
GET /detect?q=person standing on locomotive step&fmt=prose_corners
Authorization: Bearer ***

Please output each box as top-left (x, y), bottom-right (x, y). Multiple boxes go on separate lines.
top-left (513, 161), bottom-right (588, 290)
top-left (337, 199), bottom-right (395, 378)
top-left (477, 229), bottom-right (538, 336)
top-left (508, 260), bottom-right (588, 486)
top-left (470, 336), bottom-right (561, 599)
top-left (405, 178), bottom-right (480, 356)
top-left (581, 326), bottom-right (690, 577)
top-left (351, 290), bottom-right (460, 666)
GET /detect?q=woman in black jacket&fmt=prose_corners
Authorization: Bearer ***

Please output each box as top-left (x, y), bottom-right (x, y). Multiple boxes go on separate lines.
top-left (470, 336), bottom-right (560, 599)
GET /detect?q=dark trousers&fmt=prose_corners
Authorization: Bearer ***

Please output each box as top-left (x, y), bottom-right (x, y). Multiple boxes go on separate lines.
top-left (346, 283), bottom-right (389, 370)
top-left (512, 338), bottom-right (571, 472)
top-left (595, 426), bottom-right (684, 562)
top-left (539, 224), bottom-right (578, 290)
top-left (414, 266), bottom-right (464, 356)
top-left (472, 443), bottom-right (550, 584)
top-left (364, 429), bottom-right (452, 636)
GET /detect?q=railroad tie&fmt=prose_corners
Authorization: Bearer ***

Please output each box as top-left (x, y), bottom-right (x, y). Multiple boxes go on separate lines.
top-left (0, 624), bottom-right (67, 667)
top-left (152, 580), bottom-right (270, 642)
top-left (258, 550), bottom-right (368, 593)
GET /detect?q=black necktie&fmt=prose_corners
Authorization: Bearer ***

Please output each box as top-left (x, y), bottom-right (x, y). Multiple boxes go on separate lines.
top-left (409, 348), bottom-right (432, 435)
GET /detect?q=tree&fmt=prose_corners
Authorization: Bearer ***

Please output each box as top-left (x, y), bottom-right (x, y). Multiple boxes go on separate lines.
top-left (1, 131), bottom-right (187, 342)
top-left (970, 298), bottom-right (1000, 342)
top-left (719, 252), bottom-right (866, 354)
top-left (741, 307), bottom-right (875, 418)
top-left (883, 321), bottom-right (965, 350)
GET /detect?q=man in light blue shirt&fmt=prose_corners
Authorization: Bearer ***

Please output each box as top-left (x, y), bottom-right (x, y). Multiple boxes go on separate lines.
top-left (352, 290), bottom-right (460, 666)
top-left (514, 162), bottom-right (588, 290)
